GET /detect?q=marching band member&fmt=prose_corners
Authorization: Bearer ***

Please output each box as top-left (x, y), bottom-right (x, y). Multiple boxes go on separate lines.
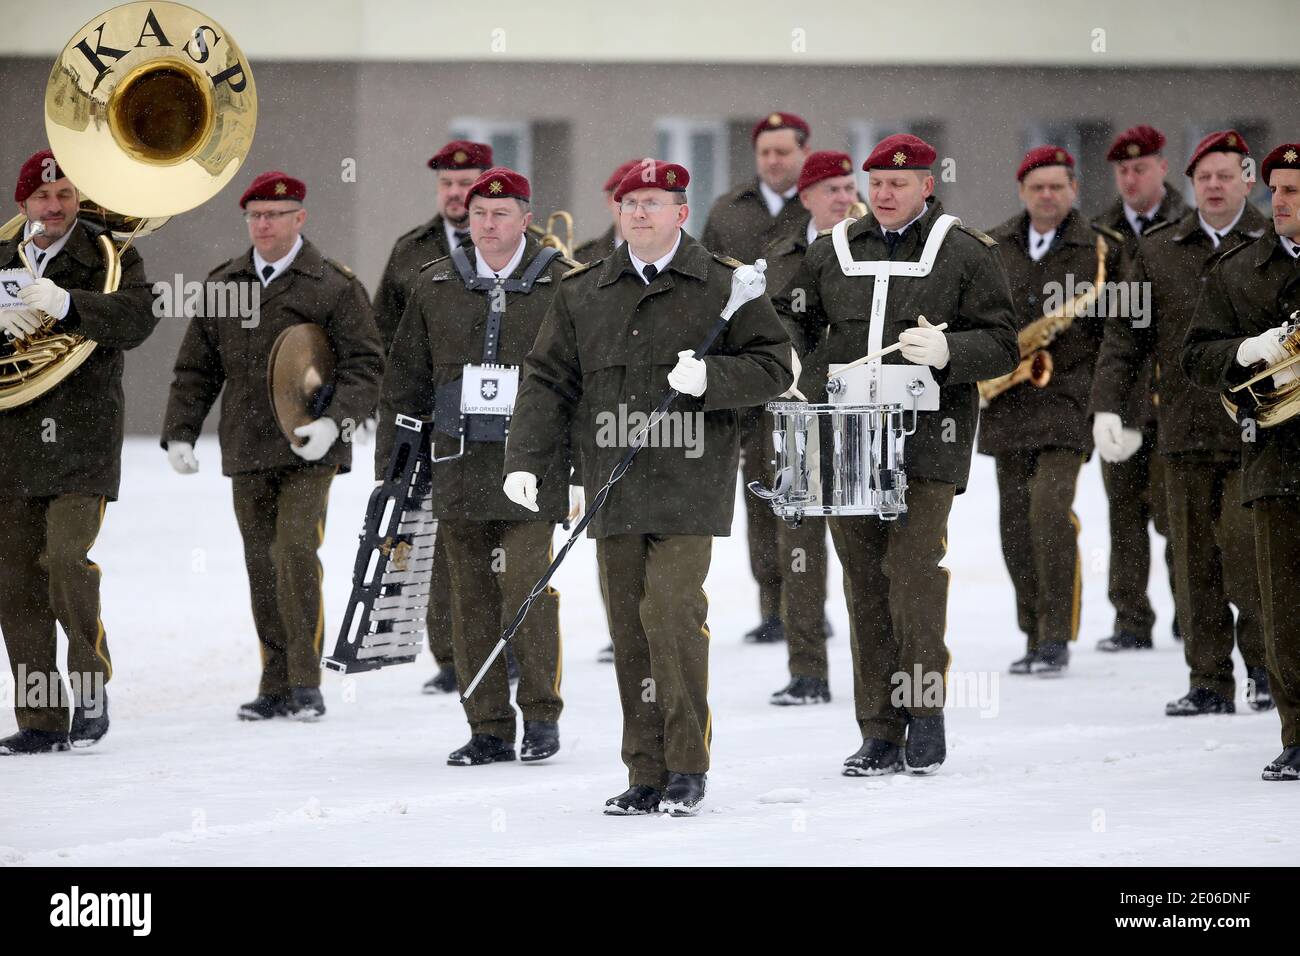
top-left (573, 159), bottom-right (639, 266)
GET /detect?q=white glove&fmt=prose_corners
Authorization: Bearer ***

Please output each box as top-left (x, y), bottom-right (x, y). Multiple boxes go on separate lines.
top-left (1236, 325), bottom-right (1290, 367)
top-left (1272, 363), bottom-right (1299, 387)
top-left (503, 471), bottom-right (539, 512)
top-left (167, 441), bottom-right (199, 475)
top-left (354, 416), bottom-right (377, 446)
top-left (17, 277), bottom-right (70, 320)
top-left (0, 307), bottom-right (44, 339)
top-left (898, 315), bottom-right (950, 369)
top-left (668, 350), bottom-right (707, 396)
top-left (568, 484), bottom-right (585, 524)
top-left (780, 347), bottom-right (807, 401)
top-left (1092, 412), bottom-right (1142, 464)
top-left (291, 416), bottom-right (339, 461)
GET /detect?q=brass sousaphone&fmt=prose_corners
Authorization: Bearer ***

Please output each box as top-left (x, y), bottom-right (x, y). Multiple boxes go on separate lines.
top-left (0, 1), bottom-right (256, 409)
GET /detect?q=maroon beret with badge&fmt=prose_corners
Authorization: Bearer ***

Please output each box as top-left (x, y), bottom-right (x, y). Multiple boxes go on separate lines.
top-left (466, 166), bottom-right (531, 205)
top-left (1106, 125), bottom-right (1166, 162)
top-left (1261, 142), bottom-right (1300, 184)
top-left (751, 111), bottom-right (811, 145)
top-left (1184, 130), bottom-right (1249, 177)
top-left (863, 134), bottom-right (937, 172)
top-left (603, 159), bottom-right (642, 193)
top-left (14, 149), bottom-right (67, 203)
top-left (239, 170), bottom-right (306, 208)
top-left (427, 140), bottom-right (493, 171)
top-left (1017, 145), bottom-right (1075, 182)
top-left (613, 160), bottom-right (690, 202)
top-left (797, 150), bottom-right (855, 192)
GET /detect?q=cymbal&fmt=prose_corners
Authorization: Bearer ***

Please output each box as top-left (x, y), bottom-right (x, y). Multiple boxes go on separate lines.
top-left (268, 323), bottom-right (335, 445)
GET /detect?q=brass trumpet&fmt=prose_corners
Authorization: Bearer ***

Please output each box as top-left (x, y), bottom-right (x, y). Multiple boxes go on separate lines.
top-left (529, 210), bottom-right (576, 260)
top-left (0, 1), bottom-right (256, 409)
top-left (1222, 312), bottom-right (1300, 428)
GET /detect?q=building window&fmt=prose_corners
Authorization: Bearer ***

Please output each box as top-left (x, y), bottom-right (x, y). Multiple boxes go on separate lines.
top-left (847, 121), bottom-right (945, 196)
top-left (449, 118), bottom-right (533, 181)
top-left (655, 118), bottom-right (727, 232)
top-left (1182, 121), bottom-right (1271, 213)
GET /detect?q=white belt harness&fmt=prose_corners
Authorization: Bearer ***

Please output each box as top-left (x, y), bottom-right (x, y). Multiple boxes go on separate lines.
top-left (829, 213), bottom-right (960, 406)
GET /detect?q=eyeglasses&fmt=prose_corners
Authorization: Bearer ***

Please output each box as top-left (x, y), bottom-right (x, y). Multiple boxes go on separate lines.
top-left (619, 198), bottom-right (682, 214)
top-left (242, 209), bottom-right (299, 224)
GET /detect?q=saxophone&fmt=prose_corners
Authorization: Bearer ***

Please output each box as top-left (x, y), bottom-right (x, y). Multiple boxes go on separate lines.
top-left (979, 233), bottom-right (1108, 402)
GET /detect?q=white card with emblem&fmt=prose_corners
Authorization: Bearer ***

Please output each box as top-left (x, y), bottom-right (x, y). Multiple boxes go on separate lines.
top-left (0, 269), bottom-right (33, 312)
top-left (460, 363), bottom-right (520, 416)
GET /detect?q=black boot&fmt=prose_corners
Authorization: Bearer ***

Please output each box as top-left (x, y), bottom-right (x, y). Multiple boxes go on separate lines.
top-left (0, 728), bottom-right (70, 755)
top-left (520, 720), bottom-right (560, 762)
top-left (1096, 631), bottom-right (1153, 652)
top-left (905, 714), bottom-right (946, 775)
top-left (70, 689), bottom-right (109, 748)
top-left (1165, 687), bottom-right (1235, 716)
top-left (1009, 649), bottom-right (1037, 675)
top-left (603, 785), bottom-right (661, 815)
top-left (660, 772), bottom-right (707, 816)
top-left (422, 664), bottom-right (458, 695)
top-left (1247, 668), bottom-right (1275, 712)
top-left (1032, 641), bottom-right (1069, 676)
top-left (769, 675), bottom-right (831, 706)
top-left (237, 694), bottom-right (288, 721)
top-left (743, 615), bottom-right (785, 644)
top-left (842, 739), bottom-right (903, 776)
top-left (287, 687), bottom-right (326, 721)
top-left (597, 643), bottom-right (615, 663)
top-left (1261, 747), bottom-right (1300, 781)
top-left (447, 734), bottom-right (515, 766)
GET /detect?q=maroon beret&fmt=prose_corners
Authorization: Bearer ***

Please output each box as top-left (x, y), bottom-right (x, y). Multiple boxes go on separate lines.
top-left (863, 134), bottom-right (936, 172)
top-left (751, 111), bottom-right (811, 145)
top-left (797, 150), bottom-right (855, 192)
top-left (14, 149), bottom-right (67, 203)
top-left (1185, 130), bottom-right (1249, 177)
top-left (239, 170), bottom-right (306, 208)
top-left (603, 159), bottom-right (642, 193)
top-left (428, 140), bottom-right (493, 171)
top-left (1261, 142), bottom-right (1300, 184)
top-left (1107, 125), bottom-right (1166, 162)
top-left (466, 166), bottom-right (530, 205)
top-left (613, 160), bottom-right (689, 202)
top-left (1017, 145), bottom-right (1075, 182)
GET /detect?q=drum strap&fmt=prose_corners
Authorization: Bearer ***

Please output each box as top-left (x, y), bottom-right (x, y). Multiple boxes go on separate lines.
top-left (830, 213), bottom-right (961, 371)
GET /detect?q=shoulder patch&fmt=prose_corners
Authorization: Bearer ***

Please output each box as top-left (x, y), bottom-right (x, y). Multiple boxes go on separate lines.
top-left (562, 259), bottom-right (601, 280)
top-left (712, 253), bottom-right (744, 269)
top-left (325, 258), bottom-right (355, 278)
top-left (1091, 222), bottom-right (1126, 243)
top-left (957, 225), bottom-right (997, 249)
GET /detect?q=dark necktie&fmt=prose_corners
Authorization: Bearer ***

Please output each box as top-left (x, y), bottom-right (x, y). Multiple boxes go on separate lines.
top-left (1035, 234), bottom-right (1049, 253)
top-left (35, 251), bottom-right (45, 272)
top-left (454, 230), bottom-right (469, 246)
top-left (1135, 215), bottom-right (1153, 235)
top-left (262, 264), bottom-right (274, 281)
top-left (643, 264), bottom-right (658, 283)
top-left (884, 230), bottom-right (903, 256)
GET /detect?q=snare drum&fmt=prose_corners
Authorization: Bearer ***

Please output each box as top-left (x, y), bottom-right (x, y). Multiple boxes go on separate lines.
top-left (748, 401), bottom-right (914, 521)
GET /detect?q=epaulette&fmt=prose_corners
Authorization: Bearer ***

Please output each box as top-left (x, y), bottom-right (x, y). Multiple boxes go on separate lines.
top-left (207, 256), bottom-right (241, 279)
top-left (325, 257), bottom-right (355, 279)
top-left (1091, 222), bottom-right (1126, 243)
top-left (958, 225), bottom-right (997, 248)
top-left (562, 259), bottom-right (601, 280)
top-left (712, 252), bottom-right (744, 269)
top-left (418, 254), bottom-right (451, 273)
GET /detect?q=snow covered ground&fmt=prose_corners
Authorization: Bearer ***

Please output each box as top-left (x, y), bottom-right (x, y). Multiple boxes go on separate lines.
top-left (1, 437), bottom-right (1291, 867)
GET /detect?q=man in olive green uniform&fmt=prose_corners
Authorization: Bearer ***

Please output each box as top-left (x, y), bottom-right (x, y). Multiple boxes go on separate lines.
top-left (379, 167), bottom-right (569, 766)
top-left (774, 135), bottom-right (1018, 776)
top-left (760, 150), bottom-right (858, 706)
top-left (506, 161), bottom-right (793, 815)
top-left (1090, 125), bottom-right (1186, 652)
top-left (373, 140), bottom-right (493, 694)
top-left (1095, 130), bottom-right (1270, 717)
top-left (981, 146), bottom-right (1110, 676)
top-left (1182, 141), bottom-right (1300, 780)
top-left (162, 170), bottom-right (383, 723)
top-left (572, 159), bottom-right (637, 266)
top-left (702, 111), bottom-right (814, 644)
top-left (0, 149), bottom-right (156, 755)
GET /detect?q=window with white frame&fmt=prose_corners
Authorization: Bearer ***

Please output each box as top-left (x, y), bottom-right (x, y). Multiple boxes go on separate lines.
top-left (448, 118), bottom-right (532, 181)
top-left (655, 118), bottom-right (727, 233)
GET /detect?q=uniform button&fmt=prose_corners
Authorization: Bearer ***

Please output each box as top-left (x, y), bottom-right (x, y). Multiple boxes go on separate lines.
top-left (630, 395), bottom-right (637, 401)
top-left (632, 329), bottom-right (639, 336)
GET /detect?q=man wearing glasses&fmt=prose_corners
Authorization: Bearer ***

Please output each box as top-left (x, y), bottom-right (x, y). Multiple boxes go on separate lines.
top-left (505, 161), bottom-right (793, 815)
top-left (161, 170), bottom-right (383, 723)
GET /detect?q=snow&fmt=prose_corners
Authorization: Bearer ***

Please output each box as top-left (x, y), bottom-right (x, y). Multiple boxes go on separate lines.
top-left (1, 437), bottom-right (1291, 866)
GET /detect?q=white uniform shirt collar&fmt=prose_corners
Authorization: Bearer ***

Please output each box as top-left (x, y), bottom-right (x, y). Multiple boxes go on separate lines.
top-left (759, 180), bottom-right (798, 217)
top-left (253, 235), bottom-right (303, 287)
top-left (444, 219), bottom-right (470, 252)
top-left (806, 219), bottom-right (821, 246)
top-left (1199, 203), bottom-right (1246, 248)
top-left (474, 234), bottom-right (527, 279)
top-left (1281, 235), bottom-right (1300, 259)
top-left (1123, 190), bottom-right (1165, 235)
top-left (1028, 224), bottom-right (1057, 262)
top-left (628, 230), bottom-right (683, 284)
top-left (879, 205), bottom-right (928, 241)
top-left (22, 220), bottom-right (77, 278)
